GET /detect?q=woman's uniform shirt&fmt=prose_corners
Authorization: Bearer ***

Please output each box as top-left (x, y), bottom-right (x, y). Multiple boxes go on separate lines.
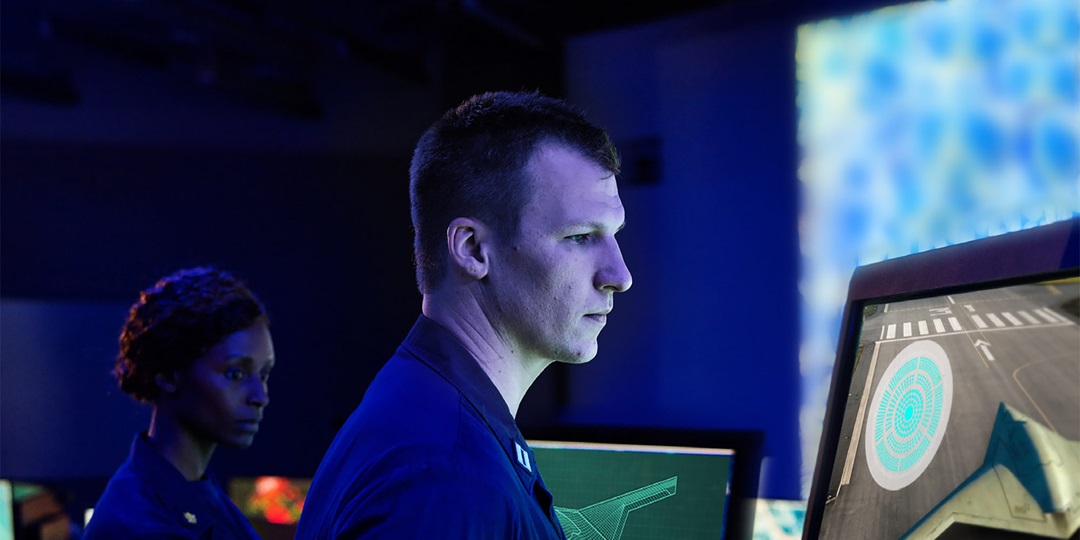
top-left (83, 434), bottom-right (260, 540)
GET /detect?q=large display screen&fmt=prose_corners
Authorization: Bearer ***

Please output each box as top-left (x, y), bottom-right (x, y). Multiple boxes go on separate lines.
top-left (817, 277), bottom-right (1080, 538)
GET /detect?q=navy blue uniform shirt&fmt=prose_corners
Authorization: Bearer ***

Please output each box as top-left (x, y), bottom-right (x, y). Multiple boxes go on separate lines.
top-left (83, 433), bottom-right (260, 540)
top-left (296, 315), bottom-right (566, 539)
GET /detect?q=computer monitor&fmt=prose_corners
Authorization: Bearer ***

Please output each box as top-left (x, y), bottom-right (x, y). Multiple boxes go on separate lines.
top-left (526, 426), bottom-right (762, 540)
top-left (229, 476), bottom-right (311, 540)
top-left (0, 480), bottom-right (12, 540)
top-left (803, 217), bottom-right (1080, 539)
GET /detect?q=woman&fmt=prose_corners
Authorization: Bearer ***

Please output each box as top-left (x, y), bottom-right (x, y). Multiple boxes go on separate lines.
top-left (84, 267), bottom-right (274, 539)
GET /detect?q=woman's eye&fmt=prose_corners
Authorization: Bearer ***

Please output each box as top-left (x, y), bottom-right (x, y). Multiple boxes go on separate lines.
top-left (566, 234), bottom-right (589, 244)
top-left (259, 371), bottom-right (271, 383)
top-left (224, 367), bottom-right (245, 381)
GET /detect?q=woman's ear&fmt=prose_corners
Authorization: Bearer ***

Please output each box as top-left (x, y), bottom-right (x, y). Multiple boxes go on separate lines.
top-left (447, 217), bottom-right (490, 280)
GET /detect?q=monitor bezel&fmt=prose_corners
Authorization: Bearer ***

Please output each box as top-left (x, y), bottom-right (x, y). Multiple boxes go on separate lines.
top-left (802, 216), bottom-right (1080, 539)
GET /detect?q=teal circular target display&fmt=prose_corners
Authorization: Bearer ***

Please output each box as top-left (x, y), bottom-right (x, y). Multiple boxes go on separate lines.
top-left (865, 340), bottom-right (953, 491)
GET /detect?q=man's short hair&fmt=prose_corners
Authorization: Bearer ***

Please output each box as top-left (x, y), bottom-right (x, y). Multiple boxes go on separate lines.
top-left (409, 90), bottom-right (620, 293)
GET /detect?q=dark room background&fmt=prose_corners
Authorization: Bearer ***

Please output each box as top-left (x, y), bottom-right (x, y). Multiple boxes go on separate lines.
top-left (1, 0), bottom-right (893, 507)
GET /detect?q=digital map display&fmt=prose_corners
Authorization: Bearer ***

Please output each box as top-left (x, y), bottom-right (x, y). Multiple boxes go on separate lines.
top-left (819, 278), bottom-right (1080, 539)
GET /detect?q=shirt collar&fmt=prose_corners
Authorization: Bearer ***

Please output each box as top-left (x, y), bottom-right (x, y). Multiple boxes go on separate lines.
top-left (401, 315), bottom-right (540, 486)
top-left (128, 433), bottom-right (218, 532)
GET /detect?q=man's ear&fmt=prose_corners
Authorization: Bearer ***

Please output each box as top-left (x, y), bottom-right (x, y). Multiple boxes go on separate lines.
top-left (447, 217), bottom-right (490, 280)
top-left (155, 372), bottom-right (179, 395)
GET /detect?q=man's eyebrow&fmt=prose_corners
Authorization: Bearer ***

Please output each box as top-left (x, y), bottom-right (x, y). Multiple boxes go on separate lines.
top-left (563, 220), bottom-right (626, 233)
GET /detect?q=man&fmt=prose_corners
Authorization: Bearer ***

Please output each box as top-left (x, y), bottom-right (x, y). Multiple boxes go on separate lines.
top-left (296, 90), bottom-right (632, 538)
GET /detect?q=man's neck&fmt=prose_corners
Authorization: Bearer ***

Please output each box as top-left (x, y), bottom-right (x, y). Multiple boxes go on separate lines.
top-left (422, 292), bottom-right (551, 418)
top-left (147, 408), bottom-right (216, 481)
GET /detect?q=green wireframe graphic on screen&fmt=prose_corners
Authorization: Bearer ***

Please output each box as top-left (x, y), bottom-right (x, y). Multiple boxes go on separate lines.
top-left (554, 476), bottom-right (678, 540)
top-left (531, 441), bottom-right (732, 539)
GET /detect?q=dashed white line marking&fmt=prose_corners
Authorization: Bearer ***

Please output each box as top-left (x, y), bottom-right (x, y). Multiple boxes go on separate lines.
top-left (879, 320), bottom-right (1072, 344)
top-left (918, 320), bottom-right (929, 335)
top-left (1002, 312), bottom-right (1023, 326)
top-left (880, 325), bottom-right (885, 340)
top-left (1034, 309), bottom-right (1060, 323)
top-left (884, 303), bottom-right (890, 313)
top-left (947, 295), bottom-right (956, 304)
top-left (1048, 285), bottom-right (1062, 295)
top-left (972, 315), bottom-right (988, 329)
top-left (903, 322), bottom-right (912, 337)
top-left (933, 319), bottom-right (945, 333)
top-left (948, 317), bottom-right (962, 331)
top-left (1018, 311), bottom-right (1041, 324)
top-left (886, 324), bottom-right (896, 339)
top-left (987, 313), bottom-right (1006, 328)
top-left (965, 305), bottom-right (976, 313)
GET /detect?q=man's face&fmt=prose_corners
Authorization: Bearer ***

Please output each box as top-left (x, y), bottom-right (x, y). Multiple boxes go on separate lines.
top-left (486, 142), bottom-right (632, 364)
top-left (170, 320), bottom-right (275, 448)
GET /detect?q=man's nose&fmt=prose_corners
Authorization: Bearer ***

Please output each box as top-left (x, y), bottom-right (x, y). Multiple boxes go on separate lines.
top-left (595, 237), bottom-right (632, 293)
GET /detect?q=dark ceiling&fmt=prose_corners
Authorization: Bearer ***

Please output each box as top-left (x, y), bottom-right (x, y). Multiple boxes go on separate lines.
top-left (1, 0), bottom-right (741, 116)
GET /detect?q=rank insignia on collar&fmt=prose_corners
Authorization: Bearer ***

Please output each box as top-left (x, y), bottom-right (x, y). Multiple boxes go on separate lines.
top-left (184, 512), bottom-right (197, 524)
top-left (515, 441), bottom-right (532, 472)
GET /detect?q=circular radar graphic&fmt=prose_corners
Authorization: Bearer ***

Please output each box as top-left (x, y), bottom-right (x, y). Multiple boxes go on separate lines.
top-left (864, 340), bottom-right (953, 491)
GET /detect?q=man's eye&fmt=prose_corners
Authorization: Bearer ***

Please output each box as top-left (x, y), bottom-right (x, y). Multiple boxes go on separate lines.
top-left (566, 234), bottom-right (589, 244)
top-left (259, 370), bottom-right (271, 383)
top-left (224, 367), bottom-right (245, 381)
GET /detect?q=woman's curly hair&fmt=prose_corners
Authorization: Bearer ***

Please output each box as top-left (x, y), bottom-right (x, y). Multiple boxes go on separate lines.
top-left (115, 267), bottom-right (268, 402)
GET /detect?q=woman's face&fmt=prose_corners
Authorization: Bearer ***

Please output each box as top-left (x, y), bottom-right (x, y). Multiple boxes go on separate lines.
top-left (169, 320), bottom-right (275, 448)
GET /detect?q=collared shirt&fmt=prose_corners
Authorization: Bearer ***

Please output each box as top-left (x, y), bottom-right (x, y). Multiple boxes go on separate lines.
top-left (83, 434), bottom-right (259, 540)
top-left (296, 315), bottom-right (566, 539)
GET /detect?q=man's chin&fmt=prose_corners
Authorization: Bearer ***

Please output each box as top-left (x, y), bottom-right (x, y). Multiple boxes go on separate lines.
top-left (557, 343), bottom-right (599, 365)
top-left (557, 356), bottom-right (593, 366)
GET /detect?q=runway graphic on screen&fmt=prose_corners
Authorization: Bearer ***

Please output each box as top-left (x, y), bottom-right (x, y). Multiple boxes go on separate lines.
top-left (865, 340), bottom-right (953, 491)
top-left (555, 476), bottom-right (678, 540)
